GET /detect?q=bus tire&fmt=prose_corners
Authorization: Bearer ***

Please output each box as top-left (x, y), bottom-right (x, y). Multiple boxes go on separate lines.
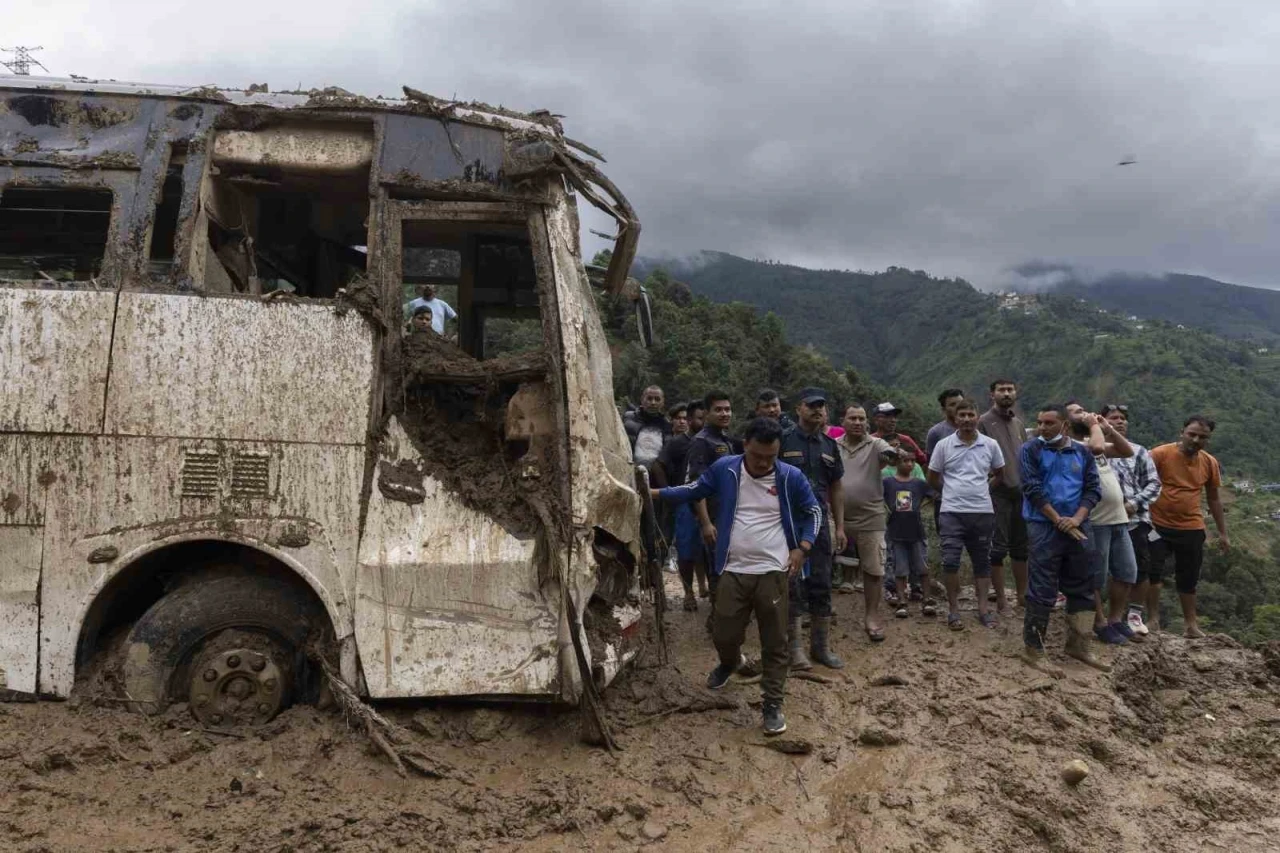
top-left (122, 569), bottom-right (321, 727)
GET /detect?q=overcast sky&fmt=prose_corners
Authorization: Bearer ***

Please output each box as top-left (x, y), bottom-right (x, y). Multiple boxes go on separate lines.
top-left (7, 0), bottom-right (1280, 288)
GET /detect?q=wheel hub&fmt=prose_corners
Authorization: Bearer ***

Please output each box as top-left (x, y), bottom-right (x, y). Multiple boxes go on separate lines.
top-left (188, 647), bottom-right (285, 728)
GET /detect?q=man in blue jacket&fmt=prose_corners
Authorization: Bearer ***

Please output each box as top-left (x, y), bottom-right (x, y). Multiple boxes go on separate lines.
top-left (1019, 404), bottom-right (1108, 671)
top-left (652, 417), bottom-right (822, 736)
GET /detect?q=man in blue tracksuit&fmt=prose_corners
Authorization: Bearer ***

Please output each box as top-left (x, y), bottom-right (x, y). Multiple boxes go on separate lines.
top-left (1019, 403), bottom-right (1108, 671)
top-left (652, 417), bottom-right (822, 736)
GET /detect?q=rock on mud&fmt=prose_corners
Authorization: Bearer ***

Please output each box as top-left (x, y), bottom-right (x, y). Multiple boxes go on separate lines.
top-left (1061, 759), bottom-right (1090, 786)
top-left (640, 821), bottom-right (669, 841)
top-left (859, 727), bottom-right (902, 747)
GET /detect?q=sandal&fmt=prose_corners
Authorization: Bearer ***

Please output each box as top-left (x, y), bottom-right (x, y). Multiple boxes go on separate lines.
top-left (894, 605), bottom-right (909, 619)
top-left (947, 612), bottom-right (964, 631)
top-left (979, 612), bottom-right (998, 629)
top-left (922, 599), bottom-right (938, 618)
top-left (866, 626), bottom-right (886, 643)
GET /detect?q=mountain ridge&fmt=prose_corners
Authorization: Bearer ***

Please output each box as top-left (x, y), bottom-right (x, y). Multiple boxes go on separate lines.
top-left (1000, 260), bottom-right (1280, 342)
top-left (630, 251), bottom-right (1280, 480)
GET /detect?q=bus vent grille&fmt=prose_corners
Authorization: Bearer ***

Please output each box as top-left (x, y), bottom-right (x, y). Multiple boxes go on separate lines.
top-left (231, 451), bottom-right (271, 498)
top-left (181, 450), bottom-right (220, 498)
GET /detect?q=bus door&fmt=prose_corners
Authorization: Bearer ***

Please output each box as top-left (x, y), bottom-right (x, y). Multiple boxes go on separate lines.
top-left (355, 200), bottom-right (565, 698)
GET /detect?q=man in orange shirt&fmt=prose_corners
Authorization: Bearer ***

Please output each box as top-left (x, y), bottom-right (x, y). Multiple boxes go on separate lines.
top-left (1148, 415), bottom-right (1230, 638)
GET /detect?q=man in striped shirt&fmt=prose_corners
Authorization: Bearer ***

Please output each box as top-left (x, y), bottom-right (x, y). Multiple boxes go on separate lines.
top-left (1103, 405), bottom-right (1163, 636)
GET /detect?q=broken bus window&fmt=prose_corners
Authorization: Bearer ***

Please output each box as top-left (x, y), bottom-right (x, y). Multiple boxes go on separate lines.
top-left (0, 186), bottom-right (112, 281)
top-left (147, 142), bottom-right (187, 279)
top-left (199, 122), bottom-right (373, 298)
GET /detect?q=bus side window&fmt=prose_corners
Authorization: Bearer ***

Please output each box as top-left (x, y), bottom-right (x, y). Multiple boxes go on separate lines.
top-left (0, 186), bottom-right (112, 282)
top-left (399, 221), bottom-right (542, 361)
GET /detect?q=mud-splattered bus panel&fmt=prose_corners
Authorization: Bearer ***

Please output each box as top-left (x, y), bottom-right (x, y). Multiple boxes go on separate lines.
top-left (0, 77), bottom-right (643, 707)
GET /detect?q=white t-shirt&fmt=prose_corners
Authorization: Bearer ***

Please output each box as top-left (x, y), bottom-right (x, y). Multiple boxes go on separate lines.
top-left (725, 469), bottom-right (790, 575)
top-left (1090, 450), bottom-right (1129, 526)
top-left (928, 432), bottom-right (1005, 514)
top-left (633, 425), bottom-right (665, 466)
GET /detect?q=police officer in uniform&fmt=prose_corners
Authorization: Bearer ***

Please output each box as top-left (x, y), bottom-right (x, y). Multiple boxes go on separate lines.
top-left (779, 387), bottom-right (846, 669)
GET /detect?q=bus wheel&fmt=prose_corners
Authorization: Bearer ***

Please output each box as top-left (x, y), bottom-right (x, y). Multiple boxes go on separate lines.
top-left (122, 571), bottom-right (320, 726)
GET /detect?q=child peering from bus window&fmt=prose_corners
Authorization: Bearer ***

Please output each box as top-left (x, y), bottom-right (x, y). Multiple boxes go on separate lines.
top-left (409, 305), bottom-right (434, 334)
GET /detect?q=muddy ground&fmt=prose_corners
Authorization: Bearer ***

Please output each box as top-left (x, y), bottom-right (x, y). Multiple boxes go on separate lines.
top-left (3, 575), bottom-right (1280, 852)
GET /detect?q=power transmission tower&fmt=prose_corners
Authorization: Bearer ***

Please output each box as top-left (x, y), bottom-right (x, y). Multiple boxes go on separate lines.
top-left (2, 46), bottom-right (48, 76)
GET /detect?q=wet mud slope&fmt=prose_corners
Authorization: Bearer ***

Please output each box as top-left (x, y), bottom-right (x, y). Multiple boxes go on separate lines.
top-left (4, 576), bottom-right (1280, 852)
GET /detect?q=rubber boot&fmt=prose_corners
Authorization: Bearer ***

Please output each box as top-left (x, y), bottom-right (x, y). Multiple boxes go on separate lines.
top-left (1022, 602), bottom-right (1051, 652)
top-left (1020, 602), bottom-right (1061, 676)
top-left (788, 616), bottom-right (812, 670)
top-left (1065, 610), bottom-right (1112, 672)
top-left (809, 616), bottom-right (844, 669)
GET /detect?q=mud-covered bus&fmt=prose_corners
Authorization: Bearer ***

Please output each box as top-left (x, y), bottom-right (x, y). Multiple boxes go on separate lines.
top-left (0, 75), bottom-right (652, 727)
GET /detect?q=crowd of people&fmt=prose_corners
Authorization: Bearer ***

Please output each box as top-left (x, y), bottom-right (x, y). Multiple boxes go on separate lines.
top-left (626, 381), bottom-right (1230, 735)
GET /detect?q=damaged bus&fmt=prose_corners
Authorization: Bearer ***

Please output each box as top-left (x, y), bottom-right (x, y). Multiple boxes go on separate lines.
top-left (0, 76), bottom-right (654, 727)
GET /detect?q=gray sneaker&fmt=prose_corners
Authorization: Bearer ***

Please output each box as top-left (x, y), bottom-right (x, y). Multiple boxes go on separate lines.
top-left (762, 701), bottom-right (787, 735)
top-left (706, 661), bottom-right (736, 690)
top-left (708, 654), bottom-right (752, 690)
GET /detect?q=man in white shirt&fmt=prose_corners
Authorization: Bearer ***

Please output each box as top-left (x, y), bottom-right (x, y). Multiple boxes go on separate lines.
top-left (623, 385), bottom-right (671, 467)
top-left (651, 417), bottom-right (820, 736)
top-left (927, 398), bottom-right (1005, 631)
top-left (403, 284), bottom-right (458, 335)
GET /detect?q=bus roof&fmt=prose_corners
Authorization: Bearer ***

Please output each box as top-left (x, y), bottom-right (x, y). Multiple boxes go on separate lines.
top-left (0, 74), bottom-right (560, 135)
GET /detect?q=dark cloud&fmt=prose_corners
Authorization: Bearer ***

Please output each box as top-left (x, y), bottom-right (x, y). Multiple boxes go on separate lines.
top-left (16, 0), bottom-right (1280, 287)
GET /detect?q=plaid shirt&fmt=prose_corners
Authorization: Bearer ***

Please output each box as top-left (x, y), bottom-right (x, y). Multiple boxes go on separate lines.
top-left (1111, 441), bottom-right (1162, 526)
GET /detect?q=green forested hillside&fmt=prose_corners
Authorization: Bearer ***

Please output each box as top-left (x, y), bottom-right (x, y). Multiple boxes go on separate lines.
top-left (633, 252), bottom-right (1280, 480)
top-left (1055, 272), bottom-right (1280, 344)
top-left (887, 294), bottom-right (1280, 480)
top-left (599, 258), bottom-right (934, 440)
top-left (634, 252), bottom-right (987, 379)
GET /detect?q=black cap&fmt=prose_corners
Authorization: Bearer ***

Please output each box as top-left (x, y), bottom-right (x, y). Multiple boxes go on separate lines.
top-left (798, 387), bottom-right (828, 405)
